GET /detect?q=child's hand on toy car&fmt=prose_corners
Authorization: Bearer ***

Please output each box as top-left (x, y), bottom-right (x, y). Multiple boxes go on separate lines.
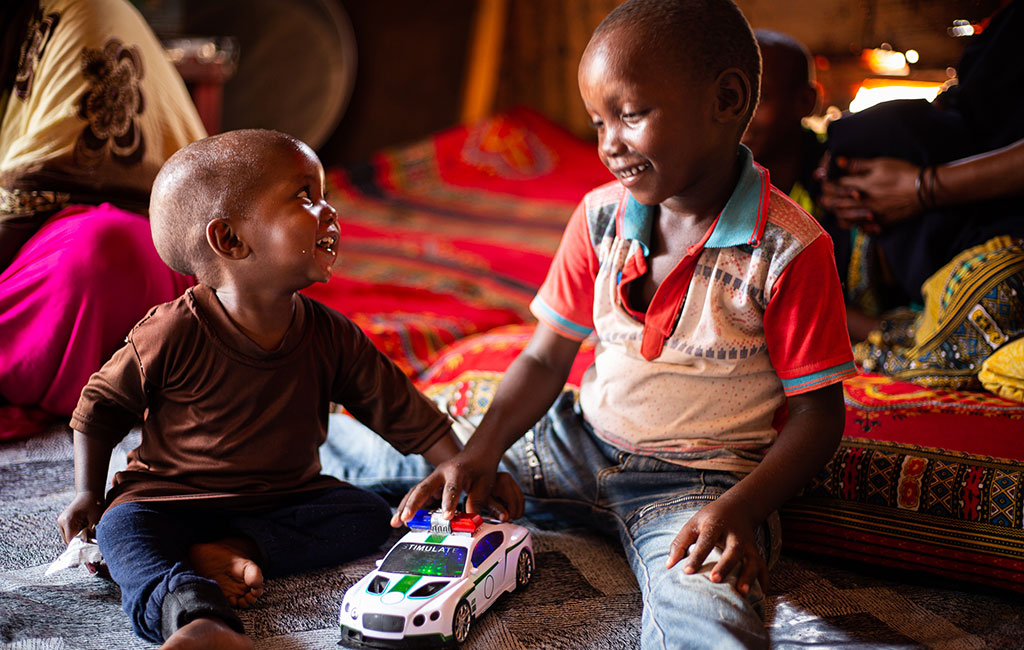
top-left (391, 447), bottom-right (524, 527)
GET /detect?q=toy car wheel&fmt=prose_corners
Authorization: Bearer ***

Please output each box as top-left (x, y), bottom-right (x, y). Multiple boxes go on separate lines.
top-left (453, 599), bottom-right (473, 644)
top-left (515, 549), bottom-right (533, 589)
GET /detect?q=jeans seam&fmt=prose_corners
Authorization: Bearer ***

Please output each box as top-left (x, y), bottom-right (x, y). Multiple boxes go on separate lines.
top-left (521, 429), bottom-right (546, 497)
top-left (595, 463), bottom-right (623, 504)
top-left (620, 513), bottom-right (670, 650)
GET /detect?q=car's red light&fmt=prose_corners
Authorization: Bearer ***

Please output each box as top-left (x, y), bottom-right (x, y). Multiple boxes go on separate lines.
top-left (450, 513), bottom-right (483, 533)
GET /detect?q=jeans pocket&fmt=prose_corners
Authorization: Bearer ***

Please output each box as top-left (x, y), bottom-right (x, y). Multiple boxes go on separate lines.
top-left (625, 490), bottom-right (721, 534)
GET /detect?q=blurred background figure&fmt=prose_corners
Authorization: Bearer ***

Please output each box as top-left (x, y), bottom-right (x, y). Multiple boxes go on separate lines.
top-left (0, 0), bottom-right (206, 439)
top-left (816, 0), bottom-right (1024, 388)
top-left (817, 0), bottom-right (1024, 341)
top-left (742, 29), bottom-right (822, 213)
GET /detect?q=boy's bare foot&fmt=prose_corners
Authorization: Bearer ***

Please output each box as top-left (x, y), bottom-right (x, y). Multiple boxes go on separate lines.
top-left (161, 617), bottom-right (253, 650)
top-left (188, 538), bottom-right (264, 608)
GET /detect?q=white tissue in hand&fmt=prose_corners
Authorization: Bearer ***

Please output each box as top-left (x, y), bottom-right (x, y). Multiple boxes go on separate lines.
top-left (46, 530), bottom-right (104, 575)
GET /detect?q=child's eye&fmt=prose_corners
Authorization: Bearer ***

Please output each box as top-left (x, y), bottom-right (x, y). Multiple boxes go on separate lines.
top-left (621, 111), bottom-right (644, 123)
top-left (297, 187), bottom-right (313, 204)
top-left (589, 119), bottom-right (604, 131)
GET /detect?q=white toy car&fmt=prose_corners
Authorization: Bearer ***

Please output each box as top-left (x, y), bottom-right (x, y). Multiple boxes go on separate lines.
top-left (339, 510), bottom-right (534, 647)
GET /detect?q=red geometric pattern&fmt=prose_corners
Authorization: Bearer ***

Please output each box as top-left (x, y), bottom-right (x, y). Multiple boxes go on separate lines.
top-left (787, 435), bottom-right (1024, 592)
top-left (303, 109), bottom-right (610, 377)
top-left (842, 372), bottom-right (1024, 461)
top-left (418, 325), bottom-right (1024, 593)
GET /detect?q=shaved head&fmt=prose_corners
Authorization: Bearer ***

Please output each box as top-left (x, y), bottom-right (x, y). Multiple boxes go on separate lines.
top-left (591, 0), bottom-right (761, 128)
top-left (150, 129), bottom-right (305, 279)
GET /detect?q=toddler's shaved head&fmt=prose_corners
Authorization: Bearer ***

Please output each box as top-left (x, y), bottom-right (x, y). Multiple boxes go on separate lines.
top-left (150, 129), bottom-right (303, 279)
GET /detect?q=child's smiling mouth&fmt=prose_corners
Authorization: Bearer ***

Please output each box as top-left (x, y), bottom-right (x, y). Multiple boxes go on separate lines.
top-left (316, 234), bottom-right (338, 255)
top-left (613, 162), bottom-right (652, 182)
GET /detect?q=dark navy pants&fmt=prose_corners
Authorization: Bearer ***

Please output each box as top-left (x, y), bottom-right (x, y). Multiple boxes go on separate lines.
top-left (96, 485), bottom-right (392, 643)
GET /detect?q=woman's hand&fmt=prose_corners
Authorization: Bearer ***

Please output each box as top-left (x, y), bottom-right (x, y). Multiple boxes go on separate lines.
top-left (57, 490), bottom-right (106, 544)
top-left (819, 156), bottom-right (924, 232)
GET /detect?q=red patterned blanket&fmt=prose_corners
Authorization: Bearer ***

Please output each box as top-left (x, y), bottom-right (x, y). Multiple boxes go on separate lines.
top-left (415, 323), bottom-right (1024, 593)
top-left (303, 108), bottom-right (610, 376)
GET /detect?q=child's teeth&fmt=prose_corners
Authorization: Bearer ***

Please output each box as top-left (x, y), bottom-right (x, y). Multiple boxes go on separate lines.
top-left (621, 163), bottom-right (650, 178)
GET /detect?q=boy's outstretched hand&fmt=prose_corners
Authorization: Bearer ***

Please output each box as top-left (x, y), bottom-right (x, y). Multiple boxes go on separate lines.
top-left (665, 496), bottom-right (768, 597)
top-left (390, 448), bottom-right (524, 527)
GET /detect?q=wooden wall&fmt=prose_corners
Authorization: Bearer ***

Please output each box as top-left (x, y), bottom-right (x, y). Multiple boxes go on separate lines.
top-left (490, 0), bottom-right (1002, 140)
top-left (494, 0), bottom-right (620, 141)
top-left (315, 0), bottom-right (1004, 164)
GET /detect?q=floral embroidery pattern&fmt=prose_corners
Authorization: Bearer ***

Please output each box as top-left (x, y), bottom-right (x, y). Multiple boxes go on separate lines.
top-left (14, 9), bottom-right (60, 101)
top-left (0, 188), bottom-right (71, 218)
top-left (896, 456), bottom-right (927, 509)
top-left (74, 39), bottom-right (146, 169)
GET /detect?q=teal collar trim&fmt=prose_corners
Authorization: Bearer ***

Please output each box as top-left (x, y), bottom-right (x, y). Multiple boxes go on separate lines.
top-left (619, 145), bottom-right (770, 255)
top-left (622, 195), bottom-right (653, 256)
top-left (705, 145), bottom-right (770, 248)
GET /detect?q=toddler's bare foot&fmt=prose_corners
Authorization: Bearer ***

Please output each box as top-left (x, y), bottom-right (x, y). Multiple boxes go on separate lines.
top-left (188, 538), bottom-right (264, 608)
top-left (160, 616), bottom-right (253, 650)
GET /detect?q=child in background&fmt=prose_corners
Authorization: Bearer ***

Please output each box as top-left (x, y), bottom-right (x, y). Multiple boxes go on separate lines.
top-left (56, 129), bottom-right (520, 650)
top-left (335, 1), bottom-right (859, 648)
top-left (741, 29), bottom-right (824, 213)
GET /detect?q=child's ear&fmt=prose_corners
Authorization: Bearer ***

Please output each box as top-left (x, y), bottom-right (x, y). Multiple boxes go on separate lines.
top-left (712, 68), bottom-right (752, 124)
top-left (206, 218), bottom-right (251, 260)
top-left (797, 80), bottom-right (822, 118)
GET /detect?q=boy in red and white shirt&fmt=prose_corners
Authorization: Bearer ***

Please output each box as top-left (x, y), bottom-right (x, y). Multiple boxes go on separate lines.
top-left (387, 1), bottom-right (857, 647)
top-left (533, 149), bottom-right (854, 474)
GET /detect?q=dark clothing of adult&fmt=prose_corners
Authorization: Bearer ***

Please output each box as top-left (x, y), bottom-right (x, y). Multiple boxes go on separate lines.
top-left (791, 127), bottom-right (827, 211)
top-left (825, 0), bottom-right (1024, 310)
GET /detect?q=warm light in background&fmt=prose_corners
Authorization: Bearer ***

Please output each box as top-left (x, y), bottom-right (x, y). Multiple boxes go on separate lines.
top-left (848, 79), bottom-right (945, 112)
top-left (861, 46), bottom-right (909, 76)
top-left (948, 19), bottom-right (982, 37)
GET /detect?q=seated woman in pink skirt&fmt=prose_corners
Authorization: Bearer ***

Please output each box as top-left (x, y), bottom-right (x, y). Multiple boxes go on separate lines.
top-left (0, 0), bottom-right (206, 439)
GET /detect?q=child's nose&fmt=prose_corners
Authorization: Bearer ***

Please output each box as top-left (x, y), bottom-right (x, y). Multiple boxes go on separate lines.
top-left (600, 125), bottom-right (626, 157)
top-left (320, 201), bottom-right (338, 224)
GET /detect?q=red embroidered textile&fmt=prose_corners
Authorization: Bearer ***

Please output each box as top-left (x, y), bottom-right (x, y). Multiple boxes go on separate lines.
top-left (302, 108), bottom-right (610, 376)
top-left (416, 324), bottom-right (1024, 593)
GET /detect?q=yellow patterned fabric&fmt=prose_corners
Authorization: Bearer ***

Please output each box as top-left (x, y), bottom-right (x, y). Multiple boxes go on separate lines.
top-left (980, 337), bottom-right (1024, 403)
top-left (856, 236), bottom-right (1024, 389)
top-left (845, 227), bottom-right (882, 317)
top-left (0, 0), bottom-right (206, 229)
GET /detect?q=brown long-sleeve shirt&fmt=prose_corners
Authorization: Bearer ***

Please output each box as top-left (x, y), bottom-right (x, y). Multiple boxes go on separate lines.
top-left (71, 284), bottom-right (451, 511)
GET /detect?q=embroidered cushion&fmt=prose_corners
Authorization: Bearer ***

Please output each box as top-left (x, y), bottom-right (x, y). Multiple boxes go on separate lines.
top-left (980, 337), bottom-right (1024, 403)
top-left (856, 236), bottom-right (1024, 389)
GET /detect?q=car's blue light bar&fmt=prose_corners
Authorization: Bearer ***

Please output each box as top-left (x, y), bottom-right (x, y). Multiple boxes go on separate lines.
top-left (407, 509), bottom-right (482, 535)
top-left (408, 510), bottom-right (433, 530)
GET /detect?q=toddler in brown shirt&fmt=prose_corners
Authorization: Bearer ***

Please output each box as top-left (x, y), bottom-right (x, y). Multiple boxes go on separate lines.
top-left (56, 129), bottom-right (523, 650)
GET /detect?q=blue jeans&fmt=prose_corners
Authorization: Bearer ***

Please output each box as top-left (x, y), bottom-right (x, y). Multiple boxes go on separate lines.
top-left (96, 485), bottom-right (392, 643)
top-left (327, 392), bottom-right (779, 650)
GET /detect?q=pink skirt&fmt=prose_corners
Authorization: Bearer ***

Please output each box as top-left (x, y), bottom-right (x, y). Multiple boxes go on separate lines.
top-left (0, 204), bottom-right (193, 440)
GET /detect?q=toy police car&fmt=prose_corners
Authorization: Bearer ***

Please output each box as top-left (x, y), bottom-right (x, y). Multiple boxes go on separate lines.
top-left (339, 510), bottom-right (533, 647)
